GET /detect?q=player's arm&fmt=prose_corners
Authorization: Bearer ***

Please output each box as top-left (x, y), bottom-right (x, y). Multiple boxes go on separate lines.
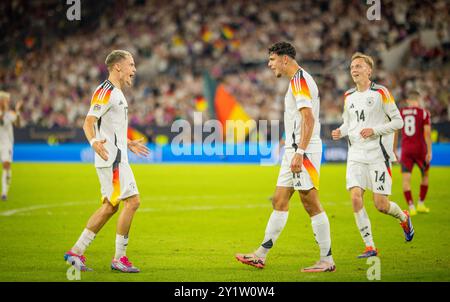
top-left (373, 90), bottom-right (404, 136)
top-left (298, 107), bottom-right (315, 150)
top-left (127, 137), bottom-right (150, 158)
top-left (13, 100), bottom-right (23, 127)
top-left (83, 115), bottom-right (109, 161)
top-left (393, 130), bottom-right (400, 161)
top-left (85, 86), bottom-right (115, 161)
top-left (372, 107), bottom-right (403, 136)
top-left (0, 101), bottom-right (4, 123)
top-left (424, 124), bottom-right (432, 164)
top-left (332, 101), bottom-right (349, 140)
top-left (362, 89), bottom-right (404, 138)
top-left (291, 107), bottom-right (314, 173)
top-left (289, 75), bottom-right (314, 173)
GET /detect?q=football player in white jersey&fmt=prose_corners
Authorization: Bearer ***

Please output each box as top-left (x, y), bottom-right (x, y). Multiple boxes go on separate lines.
top-left (332, 52), bottom-right (414, 258)
top-left (65, 50), bottom-right (150, 273)
top-left (236, 42), bottom-right (335, 272)
top-left (0, 91), bottom-right (22, 201)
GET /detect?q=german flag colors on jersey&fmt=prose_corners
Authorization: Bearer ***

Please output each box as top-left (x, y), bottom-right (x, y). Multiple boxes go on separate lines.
top-left (290, 71), bottom-right (312, 101)
top-left (91, 80), bottom-right (114, 106)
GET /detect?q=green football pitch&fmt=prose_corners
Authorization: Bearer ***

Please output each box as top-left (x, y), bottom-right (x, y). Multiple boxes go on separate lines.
top-left (0, 163), bottom-right (449, 282)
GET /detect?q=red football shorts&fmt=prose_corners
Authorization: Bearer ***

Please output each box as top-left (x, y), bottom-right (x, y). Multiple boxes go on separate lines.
top-left (400, 151), bottom-right (429, 175)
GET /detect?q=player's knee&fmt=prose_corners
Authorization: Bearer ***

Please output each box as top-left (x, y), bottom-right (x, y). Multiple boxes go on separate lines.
top-left (351, 194), bottom-right (363, 208)
top-left (105, 206), bottom-right (119, 216)
top-left (271, 195), bottom-right (288, 211)
top-left (302, 201), bottom-right (315, 215)
top-left (131, 200), bottom-right (140, 211)
top-left (102, 201), bottom-right (119, 216)
top-left (402, 180), bottom-right (410, 189)
top-left (402, 176), bottom-right (410, 185)
top-left (375, 203), bottom-right (389, 213)
top-left (374, 197), bottom-right (389, 213)
top-left (111, 204), bottom-right (120, 214)
top-left (126, 196), bottom-right (140, 211)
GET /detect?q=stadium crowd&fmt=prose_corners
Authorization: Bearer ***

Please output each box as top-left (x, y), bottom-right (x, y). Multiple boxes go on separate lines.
top-left (0, 0), bottom-right (448, 131)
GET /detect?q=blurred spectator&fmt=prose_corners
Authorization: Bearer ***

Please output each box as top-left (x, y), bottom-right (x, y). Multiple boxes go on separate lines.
top-left (0, 0), bottom-right (448, 132)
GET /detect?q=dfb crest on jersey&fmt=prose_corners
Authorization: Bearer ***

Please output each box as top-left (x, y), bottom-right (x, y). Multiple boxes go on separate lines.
top-left (93, 104), bottom-right (101, 111)
top-left (366, 97), bottom-right (374, 107)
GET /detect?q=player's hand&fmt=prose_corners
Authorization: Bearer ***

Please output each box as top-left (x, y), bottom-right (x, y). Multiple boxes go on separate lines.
top-left (360, 128), bottom-right (374, 139)
top-left (15, 100), bottom-right (23, 112)
top-left (290, 153), bottom-right (303, 173)
top-left (394, 150), bottom-right (400, 162)
top-left (128, 138), bottom-right (151, 158)
top-left (426, 152), bottom-right (432, 164)
top-left (92, 139), bottom-right (109, 161)
top-left (331, 129), bottom-right (341, 140)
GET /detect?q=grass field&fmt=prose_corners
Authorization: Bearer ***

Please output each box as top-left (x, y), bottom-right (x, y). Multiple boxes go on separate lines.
top-left (0, 162), bottom-right (449, 282)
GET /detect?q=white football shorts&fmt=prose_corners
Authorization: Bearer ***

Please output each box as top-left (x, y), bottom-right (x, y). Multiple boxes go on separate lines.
top-left (96, 162), bottom-right (139, 206)
top-left (0, 144), bottom-right (13, 162)
top-left (276, 150), bottom-right (321, 190)
top-left (346, 160), bottom-right (392, 195)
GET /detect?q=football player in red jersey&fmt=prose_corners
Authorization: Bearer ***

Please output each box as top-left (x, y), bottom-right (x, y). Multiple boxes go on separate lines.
top-left (394, 90), bottom-right (432, 215)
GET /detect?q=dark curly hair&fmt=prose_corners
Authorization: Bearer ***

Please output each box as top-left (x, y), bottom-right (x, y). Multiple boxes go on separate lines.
top-left (268, 42), bottom-right (296, 59)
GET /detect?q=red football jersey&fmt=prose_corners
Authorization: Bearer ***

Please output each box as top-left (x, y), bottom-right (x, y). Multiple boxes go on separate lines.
top-left (400, 106), bottom-right (430, 155)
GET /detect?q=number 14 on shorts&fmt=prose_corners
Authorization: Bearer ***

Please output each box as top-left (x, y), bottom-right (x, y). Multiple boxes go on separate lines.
top-left (293, 172), bottom-right (306, 190)
top-left (374, 170), bottom-right (386, 183)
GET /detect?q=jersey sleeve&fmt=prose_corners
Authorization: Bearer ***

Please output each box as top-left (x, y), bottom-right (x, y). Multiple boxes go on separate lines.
top-left (373, 87), bottom-right (404, 136)
top-left (87, 85), bottom-right (114, 118)
top-left (339, 95), bottom-right (350, 137)
top-left (290, 73), bottom-right (313, 110)
top-left (423, 110), bottom-right (431, 125)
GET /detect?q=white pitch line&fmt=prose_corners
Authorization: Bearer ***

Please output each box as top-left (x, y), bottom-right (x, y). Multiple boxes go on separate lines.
top-left (138, 203), bottom-right (269, 213)
top-left (0, 194), bottom-right (266, 217)
top-left (0, 201), bottom-right (93, 217)
top-left (0, 195), bottom-right (339, 217)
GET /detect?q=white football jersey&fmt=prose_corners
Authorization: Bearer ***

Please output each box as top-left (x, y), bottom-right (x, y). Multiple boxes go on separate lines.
top-left (0, 111), bottom-right (17, 147)
top-left (339, 82), bottom-right (404, 163)
top-left (87, 80), bottom-right (129, 168)
top-left (284, 68), bottom-right (322, 153)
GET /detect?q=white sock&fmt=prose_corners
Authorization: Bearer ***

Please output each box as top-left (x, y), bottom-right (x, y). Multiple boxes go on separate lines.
top-left (418, 200), bottom-right (425, 206)
top-left (72, 228), bottom-right (96, 255)
top-left (115, 234), bottom-right (129, 259)
top-left (387, 201), bottom-right (407, 222)
top-left (1, 169), bottom-right (11, 196)
top-left (354, 208), bottom-right (375, 248)
top-left (311, 211), bottom-right (333, 263)
top-left (254, 210), bottom-right (288, 258)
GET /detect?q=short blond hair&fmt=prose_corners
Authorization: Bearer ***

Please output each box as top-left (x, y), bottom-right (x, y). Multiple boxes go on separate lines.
top-left (351, 52), bottom-right (375, 71)
top-left (105, 50), bottom-right (132, 71)
top-left (0, 91), bottom-right (10, 100)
